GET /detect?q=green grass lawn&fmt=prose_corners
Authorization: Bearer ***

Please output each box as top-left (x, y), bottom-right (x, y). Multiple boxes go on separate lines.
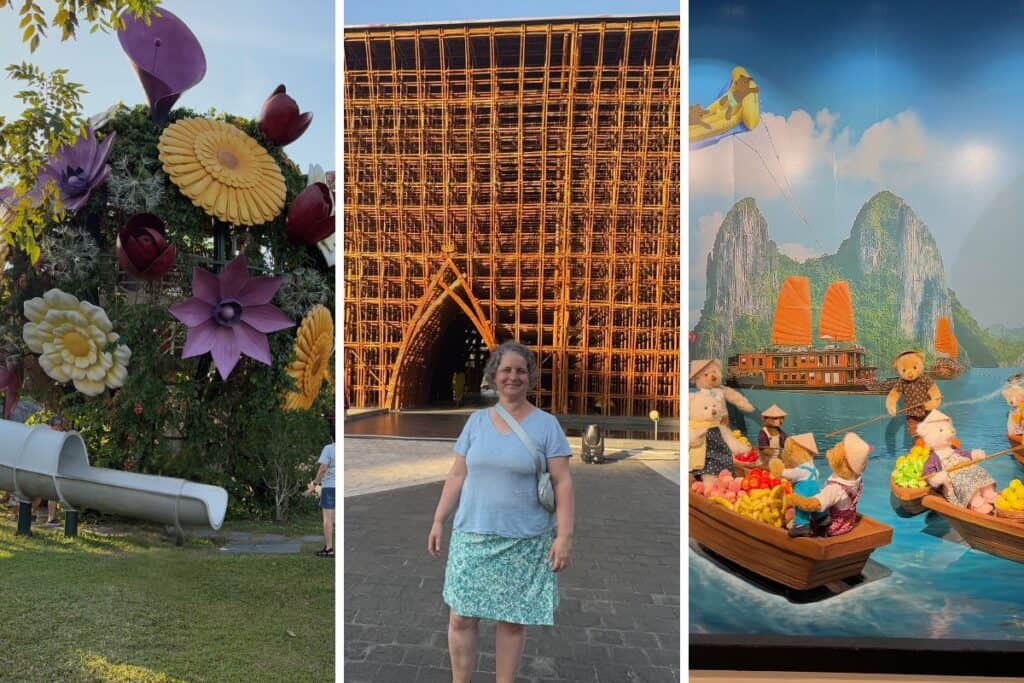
top-left (0, 514), bottom-right (334, 682)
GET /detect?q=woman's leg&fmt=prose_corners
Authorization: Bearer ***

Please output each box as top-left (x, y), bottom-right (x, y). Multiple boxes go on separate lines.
top-left (323, 508), bottom-right (334, 551)
top-left (495, 621), bottom-right (527, 683)
top-left (448, 611), bottom-right (479, 683)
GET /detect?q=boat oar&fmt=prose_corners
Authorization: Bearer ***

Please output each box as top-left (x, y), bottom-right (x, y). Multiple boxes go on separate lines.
top-left (825, 403), bottom-right (924, 437)
top-left (942, 443), bottom-right (1024, 475)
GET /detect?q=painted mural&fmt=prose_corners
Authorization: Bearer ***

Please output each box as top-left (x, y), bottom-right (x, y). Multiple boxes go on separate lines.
top-left (690, 0), bottom-right (1024, 665)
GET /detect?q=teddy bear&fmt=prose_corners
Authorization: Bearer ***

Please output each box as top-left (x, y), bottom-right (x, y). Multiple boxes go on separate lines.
top-left (757, 404), bottom-right (788, 450)
top-left (768, 432), bottom-right (822, 536)
top-left (690, 359), bottom-right (754, 429)
top-left (789, 432), bottom-right (871, 537)
top-left (886, 350), bottom-right (942, 437)
top-left (689, 391), bottom-right (749, 478)
top-left (918, 409), bottom-right (998, 514)
top-left (1001, 380), bottom-right (1024, 448)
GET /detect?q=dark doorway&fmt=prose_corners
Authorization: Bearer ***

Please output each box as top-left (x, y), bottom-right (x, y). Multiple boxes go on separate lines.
top-left (426, 313), bottom-right (488, 406)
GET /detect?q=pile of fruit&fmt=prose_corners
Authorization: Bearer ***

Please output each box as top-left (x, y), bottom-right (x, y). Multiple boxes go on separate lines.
top-left (690, 469), bottom-right (741, 504)
top-left (691, 468), bottom-right (792, 528)
top-left (996, 479), bottom-right (1024, 515)
top-left (734, 485), bottom-right (788, 527)
top-left (891, 442), bottom-right (929, 489)
top-left (734, 448), bottom-right (759, 464)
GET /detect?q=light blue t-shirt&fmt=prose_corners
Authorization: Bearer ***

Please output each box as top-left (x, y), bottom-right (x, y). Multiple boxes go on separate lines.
top-left (453, 407), bottom-right (572, 538)
top-left (317, 443), bottom-right (335, 488)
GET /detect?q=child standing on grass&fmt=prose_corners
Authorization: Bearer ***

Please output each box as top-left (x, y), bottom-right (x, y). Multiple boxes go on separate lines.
top-left (307, 428), bottom-right (335, 558)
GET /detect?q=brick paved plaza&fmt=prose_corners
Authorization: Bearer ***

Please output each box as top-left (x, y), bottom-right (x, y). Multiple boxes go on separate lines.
top-left (344, 437), bottom-right (681, 682)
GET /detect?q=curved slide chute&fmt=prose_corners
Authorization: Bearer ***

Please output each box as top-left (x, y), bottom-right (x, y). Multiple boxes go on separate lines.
top-left (0, 419), bottom-right (226, 535)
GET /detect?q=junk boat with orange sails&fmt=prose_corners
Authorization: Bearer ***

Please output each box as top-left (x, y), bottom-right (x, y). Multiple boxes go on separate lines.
top-left (927, 316), bottom-right (964, 380)
top-left (727, 276), bottom-right (886, 393)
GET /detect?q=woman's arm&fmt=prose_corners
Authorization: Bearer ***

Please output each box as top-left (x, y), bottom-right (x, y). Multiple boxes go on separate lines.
top-left (428, 455), bottom-right (468, 557)
top-left (306, 464), bottom-right (329, 494)
top-left (548, 457), bottom-right (574, 572)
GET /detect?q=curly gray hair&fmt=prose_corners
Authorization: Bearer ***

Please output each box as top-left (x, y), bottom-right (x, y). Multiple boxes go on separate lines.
top-left (483, 340), bottom-right (540, 388)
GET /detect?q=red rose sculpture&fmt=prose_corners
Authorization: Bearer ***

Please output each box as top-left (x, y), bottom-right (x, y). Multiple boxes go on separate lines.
top-left (117, 213), bottom-right (178, 280)
top-left (258, 84), bottom-right (313, 146)
top-left (286, 182), bottom-right (334, 245)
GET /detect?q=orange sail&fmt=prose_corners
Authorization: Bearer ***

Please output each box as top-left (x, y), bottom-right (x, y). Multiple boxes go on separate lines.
top-left (819, 281), bottom-right (856, 342)
top-left (771, 276), bottom-right (812, 346)
top-left (935, 316), bottom-right (959, 359)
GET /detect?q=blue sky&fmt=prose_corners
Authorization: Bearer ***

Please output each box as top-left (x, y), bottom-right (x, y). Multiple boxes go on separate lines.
top-left (689, 0), bottom-right (1024, 324)
top-left (0, 0), bottom-right (334, 171)
top-left (344, 0), bottom-right (679, 25)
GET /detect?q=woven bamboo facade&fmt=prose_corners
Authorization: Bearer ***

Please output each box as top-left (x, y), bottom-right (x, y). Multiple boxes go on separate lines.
top-left (343, 15), bottom-right (681, 416)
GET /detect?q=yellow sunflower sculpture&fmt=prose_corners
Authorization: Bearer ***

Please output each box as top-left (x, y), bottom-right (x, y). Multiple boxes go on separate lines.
top-left (283, 305), bottom-right (334, 411)
top-left (158, 118), bottom-right (286, 226)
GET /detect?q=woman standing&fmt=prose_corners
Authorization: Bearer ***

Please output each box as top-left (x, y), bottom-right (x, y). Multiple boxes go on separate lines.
top-left (428, 341), bottom-right (575, 683)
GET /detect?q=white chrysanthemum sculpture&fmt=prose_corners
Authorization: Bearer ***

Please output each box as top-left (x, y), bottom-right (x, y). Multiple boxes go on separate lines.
top-left (23, 289), bottom-right (131, 396)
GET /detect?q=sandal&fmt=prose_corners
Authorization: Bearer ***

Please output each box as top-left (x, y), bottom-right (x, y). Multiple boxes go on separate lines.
top-left (315, 548), bottom-right (334, 558)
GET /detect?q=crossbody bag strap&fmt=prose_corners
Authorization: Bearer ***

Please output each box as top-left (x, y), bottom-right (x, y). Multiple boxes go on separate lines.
top-left (493, 404), bottom-right (546, 475)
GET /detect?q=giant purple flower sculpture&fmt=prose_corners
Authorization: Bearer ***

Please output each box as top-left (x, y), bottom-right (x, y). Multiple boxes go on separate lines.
top-left (168, 254), bottom-right (294, 380)
top-left (36, 129), bottom-right (116, 212)
top-left (117, 8), bottom-right (207, 123)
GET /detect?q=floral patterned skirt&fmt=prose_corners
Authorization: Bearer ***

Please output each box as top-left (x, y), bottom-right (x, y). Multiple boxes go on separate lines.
top-left (443, 529), bottom-right (559, 626)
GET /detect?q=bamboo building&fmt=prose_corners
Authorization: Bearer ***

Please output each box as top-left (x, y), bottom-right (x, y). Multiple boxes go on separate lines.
top-left (343, 15), bottom-right (681, 415)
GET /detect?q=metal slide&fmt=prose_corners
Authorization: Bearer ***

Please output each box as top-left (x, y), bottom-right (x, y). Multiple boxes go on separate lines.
top-left (0, 419), bottom-right (227, 535)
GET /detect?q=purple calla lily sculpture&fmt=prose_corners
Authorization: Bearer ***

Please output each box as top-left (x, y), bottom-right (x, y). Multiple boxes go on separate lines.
top-left (169, 254), bottom-right (294, 380)
top-left (36, 129), bottom-right (116, 212)
top-left (258, 85), bottom-right (313, 146)
top-left (117, 8), bottom-right (207, 123)
top-left (117, 213), bottom-right (178, 280)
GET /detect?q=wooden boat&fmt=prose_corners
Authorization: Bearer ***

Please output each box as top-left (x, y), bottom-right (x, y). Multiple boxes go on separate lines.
top-left (927, 317), bottom-right (964, 380)
top-left (689, 488), bottom-right (893, 590)
top-left (889, 477), bottom-right (929, 515)
top-left (727, 279), bottom-right (881, 393)
top-left (921, 494), bottom-right (1024, 563)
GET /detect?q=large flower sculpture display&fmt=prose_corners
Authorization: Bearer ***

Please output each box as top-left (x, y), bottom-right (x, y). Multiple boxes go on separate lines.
top-left (169, 254), bottom-right (294, 380)
top-left (158, 118), bottom-right (286, 226)
top-left (36, 129), bottom-right (116, 212)
top-left (23, 289), bottom-right (131, 396)
top-left (283, 304), bottom-right (333, 411)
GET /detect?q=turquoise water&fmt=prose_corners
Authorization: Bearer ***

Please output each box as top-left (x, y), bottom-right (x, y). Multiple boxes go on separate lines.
top-left (690, 368), bottom-right (1024, 640)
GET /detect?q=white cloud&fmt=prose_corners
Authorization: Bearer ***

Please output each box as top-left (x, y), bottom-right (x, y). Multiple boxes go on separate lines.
top-left (690, 109), bottom-right (837, 199)
top-left (837, 111), bottom-right (930, 183)
top-left (777, 242), bottom-right (823, 263)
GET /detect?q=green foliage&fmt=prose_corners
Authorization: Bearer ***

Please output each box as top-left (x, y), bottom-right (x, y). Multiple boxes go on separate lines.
top-left (0, 63), bottom-right (88, 261)
top-left (0, 0), bottom-right (161, 49)
top-left (5, 105), bottom-right (335, 520)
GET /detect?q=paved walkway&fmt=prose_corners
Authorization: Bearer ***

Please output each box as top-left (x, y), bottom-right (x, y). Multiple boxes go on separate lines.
top-left (344, 436), bottom-right (680, 498)
top-left (344, 452), bottom-right (680, 682)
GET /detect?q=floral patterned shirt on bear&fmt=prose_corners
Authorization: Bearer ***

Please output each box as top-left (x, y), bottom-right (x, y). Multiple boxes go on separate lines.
top-left (895, 377), bottom-right (935, 420)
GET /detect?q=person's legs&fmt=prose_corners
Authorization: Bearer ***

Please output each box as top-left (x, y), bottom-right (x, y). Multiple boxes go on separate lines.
top-left (47, 500), bottom-right (58, 523)
top-left (495, 621), bottom-right (527, 682)
top-left (448, 611), bottom-right (479, 682)
top-left (323, 508), bottom-right (334, 551)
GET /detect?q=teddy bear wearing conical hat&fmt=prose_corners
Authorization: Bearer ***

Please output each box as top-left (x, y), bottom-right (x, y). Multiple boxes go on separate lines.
top-left (769, 432), bottom-right (822, 536)
top-left (919, 410), bottom-right (998, 514)
top-left (789, 432), bottom-right (871, 537)
top-left (757, 404), bottom-right (788, 450)
top-left (690, 359), bottom-right (754, 428)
